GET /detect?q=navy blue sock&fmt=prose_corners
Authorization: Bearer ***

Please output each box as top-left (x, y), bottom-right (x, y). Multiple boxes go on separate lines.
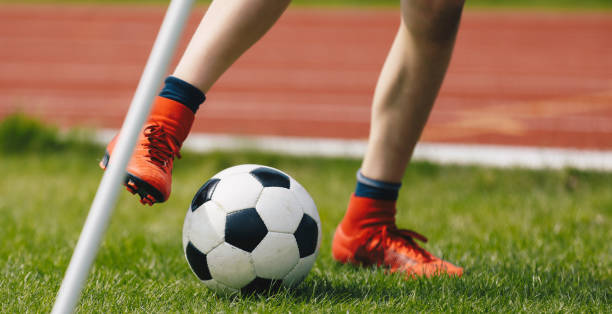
top-left (354, 170), bottom-right (401, 201)
top-left (159, 76), bottom-right (206, 113)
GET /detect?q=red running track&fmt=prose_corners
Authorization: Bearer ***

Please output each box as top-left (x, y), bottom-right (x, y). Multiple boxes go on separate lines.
top-left (1, 5), bottom-right (611, 149)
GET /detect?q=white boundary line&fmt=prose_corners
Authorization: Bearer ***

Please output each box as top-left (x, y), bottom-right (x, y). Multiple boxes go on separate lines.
top-left (97, 129), bottom-right (612, 171)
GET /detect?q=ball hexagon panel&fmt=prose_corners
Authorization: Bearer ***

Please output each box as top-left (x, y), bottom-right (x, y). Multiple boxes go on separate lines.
top-left (251, 232), bottom-right (299, 279)
top-left (282, 253), bottom-right (317, 287)
top-left (188, 201), bottom-right (226, 254)
top-left (211, 173), bottom-right (263, 213)
top-left (212, 164), bottom-right (261, 180)
top-left (190, 178), bottom-right (220, 211)
top-left (255, 187), bottom-right (302, 233)
top-left (241, 277), bottom-right (282, 295)
top-left (290, 178), bottom-right (320, 223)
top-left (182, 208), bottom-right (193, 250)
top-left (293, 213), bottom-right (319, 258)
top-left (225, 207), bottom-right (268, 253)
top-left (250, 167), bottom-right (290, 189)
top-left (185, 241), bottom-right (212, 281)
top-left (207, 242), bottom-right (256, 289)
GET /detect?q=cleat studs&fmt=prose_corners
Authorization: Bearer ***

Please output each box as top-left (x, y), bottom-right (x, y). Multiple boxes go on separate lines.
top-left (126, 181), bottom-right (139, 194)
top-left (123, 176), bottom-right (161, 206)
top-left (145, 195), bottom-right (156, 205)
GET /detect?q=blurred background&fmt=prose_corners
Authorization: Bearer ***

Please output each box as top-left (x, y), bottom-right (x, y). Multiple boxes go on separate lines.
top-left (1, 3), bottom-right (611, 312)
top-left (1, 0), bottom-right (611, 166)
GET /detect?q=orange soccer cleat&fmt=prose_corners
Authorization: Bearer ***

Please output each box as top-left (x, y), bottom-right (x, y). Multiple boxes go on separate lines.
top-left (100, 96), bottom-right (195, 206)
top-left (332, 195), bottom-right (463, 278)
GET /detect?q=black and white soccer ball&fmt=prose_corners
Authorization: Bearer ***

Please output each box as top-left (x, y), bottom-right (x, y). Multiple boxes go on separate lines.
top-left (182, 164), bottom-right (321, 294)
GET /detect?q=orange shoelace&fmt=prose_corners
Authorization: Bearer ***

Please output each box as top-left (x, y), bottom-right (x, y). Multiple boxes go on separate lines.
top-left (364, 225), bottom-right (433, 267)
top-left (143, 124), bottom-right (181, 170)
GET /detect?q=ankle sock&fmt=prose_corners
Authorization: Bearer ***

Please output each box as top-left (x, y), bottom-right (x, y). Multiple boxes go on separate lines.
top-left (340, 170), bottom-right (402, 233)
top-left (354, 170), bottom-right (401, 201)
top-left (159, 76), bottom-right (206, 114)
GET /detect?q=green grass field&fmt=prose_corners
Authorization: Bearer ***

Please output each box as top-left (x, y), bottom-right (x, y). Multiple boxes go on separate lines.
top-left (2, 0), bottom-right (612, 10)
top-left (1, 115), bottom-right (610, 312)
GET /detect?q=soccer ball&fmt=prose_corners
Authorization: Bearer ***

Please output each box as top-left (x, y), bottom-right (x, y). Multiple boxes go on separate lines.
top-left (182, 164), bottom-right (321, 294)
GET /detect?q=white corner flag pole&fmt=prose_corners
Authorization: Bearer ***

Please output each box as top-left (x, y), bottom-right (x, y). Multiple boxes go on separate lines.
top-left (52, 1), bottom-right (194, 313)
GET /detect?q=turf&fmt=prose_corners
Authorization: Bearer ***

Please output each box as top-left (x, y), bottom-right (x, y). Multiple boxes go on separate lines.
top-left (1, 0), bottom-right (611, 10)
top-left (1, 115), bottom-right (611, 312)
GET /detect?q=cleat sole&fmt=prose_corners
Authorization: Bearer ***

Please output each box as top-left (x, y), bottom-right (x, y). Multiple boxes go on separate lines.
top-left (125, 172), bottom-right (165, 204)
top-left (100, 150), bottom-right (166, 205)
top-left (126, 180), bottom-right (138, 194)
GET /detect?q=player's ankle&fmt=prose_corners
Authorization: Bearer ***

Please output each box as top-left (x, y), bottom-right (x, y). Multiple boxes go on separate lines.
top-left (159, 75), bottom-right (206, 114)
top-left (339, 170), bottom-right (402, 235)
top-left (355, 170), bottom-right (401, 201)
top-left (146, 77), bottom-right (206, 143)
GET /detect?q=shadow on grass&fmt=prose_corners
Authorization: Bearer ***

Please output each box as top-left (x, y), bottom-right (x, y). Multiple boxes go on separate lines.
top-left (222, 261), bottom-right (612, 309)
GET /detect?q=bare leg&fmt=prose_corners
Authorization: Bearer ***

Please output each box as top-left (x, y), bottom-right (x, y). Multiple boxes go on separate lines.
top-left (332, 1), bottom-right (466, 277)
top-left (173, 0), bottom-right (291, 93)
top-left (102, 0), bottom-right (291, 205)
top-left (361, 0), bottom-right (465, 183)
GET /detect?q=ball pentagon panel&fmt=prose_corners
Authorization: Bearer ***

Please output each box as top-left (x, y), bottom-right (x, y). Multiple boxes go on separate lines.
top-left (185, 241), bottom-right (212, 281)
top-left (190, 178), bottom-right (220, 211)
top-left (293, 213), bottom-right (319, 258)
top-left (225, 207), bottom-right (268, 253)
top-left (250, 167), bottom-right (290, 189)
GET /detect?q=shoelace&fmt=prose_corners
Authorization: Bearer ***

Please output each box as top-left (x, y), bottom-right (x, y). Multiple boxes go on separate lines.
top-left (366, 225), bottom-right (433, 264)
top-left (385, 225), bottom-right (428, 243)
top-left (143, 124), bottom-right (181, 170)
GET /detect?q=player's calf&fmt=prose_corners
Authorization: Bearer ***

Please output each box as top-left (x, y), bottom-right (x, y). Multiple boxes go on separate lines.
top-left (401, 0), bottom-right (465, 44)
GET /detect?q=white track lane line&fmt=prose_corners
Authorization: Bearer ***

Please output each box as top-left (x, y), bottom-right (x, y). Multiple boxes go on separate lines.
top-left (96, 129), bottom-right (612, 172)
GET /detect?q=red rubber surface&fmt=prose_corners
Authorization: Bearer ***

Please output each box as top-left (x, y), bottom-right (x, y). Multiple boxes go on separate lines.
top-left (1, 5), bottom-right (611, 149)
